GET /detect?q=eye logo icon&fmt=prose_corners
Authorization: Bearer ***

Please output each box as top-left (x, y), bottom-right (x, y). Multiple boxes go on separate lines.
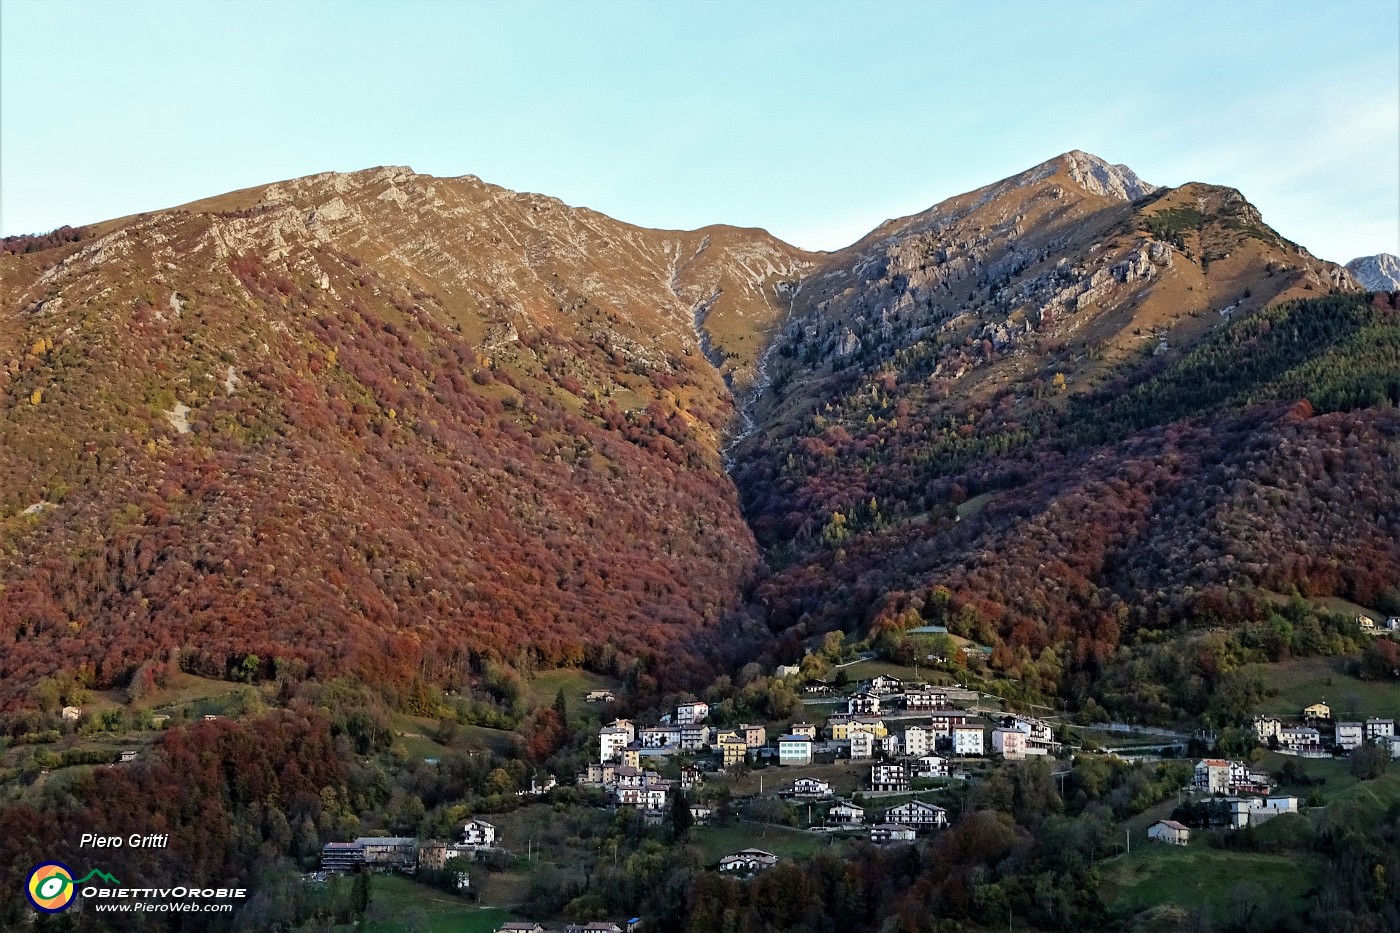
top-left (27, 862), bottom-right (76, 913)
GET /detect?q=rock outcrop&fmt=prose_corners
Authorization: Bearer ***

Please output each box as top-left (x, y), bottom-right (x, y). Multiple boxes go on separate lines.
top-left (1346, 253), bottom-right (1400, 291)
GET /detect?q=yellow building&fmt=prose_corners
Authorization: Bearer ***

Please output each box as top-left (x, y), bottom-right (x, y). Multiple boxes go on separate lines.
top-left (718, 735), bottom-right (748, 767)
top-left (1303, 702), bottom-right (1331, 721)
top-left (828, 717), bottom-right (888, 741)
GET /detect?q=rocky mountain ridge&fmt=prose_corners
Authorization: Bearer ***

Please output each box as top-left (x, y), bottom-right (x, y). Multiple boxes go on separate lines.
top-left (1347, 252), bottom-right (1400, 291)
top-left (742, 153), bottom-right (1356, 438)
top-left (0, 151), bottom-right (1382, 706)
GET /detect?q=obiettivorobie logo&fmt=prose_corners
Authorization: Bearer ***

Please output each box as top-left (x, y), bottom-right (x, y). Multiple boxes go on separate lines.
top-left (26, 862), bottom-right (122, 913)
top-left (24, 858), bottom-right (247, 915)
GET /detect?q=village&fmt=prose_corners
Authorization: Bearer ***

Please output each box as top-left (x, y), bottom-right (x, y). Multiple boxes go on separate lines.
top-left (308, 661), bottom-right (1399, 932)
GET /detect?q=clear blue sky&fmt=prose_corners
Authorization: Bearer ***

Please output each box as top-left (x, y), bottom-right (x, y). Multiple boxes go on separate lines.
top-left (3, 0), bottom-right (1397, 262)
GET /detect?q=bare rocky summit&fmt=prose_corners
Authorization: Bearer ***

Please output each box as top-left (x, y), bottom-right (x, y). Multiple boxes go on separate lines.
top-left (1346, 252), bottom-right (1400, 291)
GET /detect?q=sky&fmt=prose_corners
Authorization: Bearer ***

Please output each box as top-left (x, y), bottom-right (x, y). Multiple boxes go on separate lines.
top-left (2, 0), bottom-right (1397, 262)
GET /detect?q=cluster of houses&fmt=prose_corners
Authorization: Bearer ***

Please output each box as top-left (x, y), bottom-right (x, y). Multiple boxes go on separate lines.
top-left (495, 922), bottom-right (640, 933)
top-left (587, 677), bottom-right (1054, 808)
top-left (320, 818), bottom-right (498, 882)
top-left (1191, 758), bottom-right (1273, 796)
top-left (1356, 614), bottom-right (1400, 634)
top-left (1253, 703), bottom-right (1398, 759)
top-left (1145, 759), bottom-right (1303, 847)
top-left (786, 786), bottom-right (949, 841)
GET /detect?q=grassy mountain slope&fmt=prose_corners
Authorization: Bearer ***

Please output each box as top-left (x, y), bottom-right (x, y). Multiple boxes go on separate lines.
top-left (0, 167), bottom-right (814, 706)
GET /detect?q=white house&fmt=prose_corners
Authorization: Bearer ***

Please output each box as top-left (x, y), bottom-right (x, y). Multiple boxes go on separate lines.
top-left (884, 800), bottom-right (947, 828)
top-left (914, 755), bottom-right (949, 778)
top-left (992, 728), bottom-right (1027, 760)
top-left (870, 763), bottom-right (909, 792)
top-left (461, 819), bottom-right (497, 848)
top-left (640, 725), bottom-right (681, 749)
top-left (676, 702), bottom-right (710, 725)
top-left (608, 719), bottom-right (637, 742)
top-left (718, 849), bottom-right (778, 873)
top-left (868, 675), bottom-right (903, 695)
top-left (600, 726), bottom-right (632, 763)
top-left (1224, 796), bottom-right (1299, 829)
top-left (61, 706), bottom-right (81, 722)
top-left (903, 725), bottom-right (933, 758)
top-left (1335, 722), bottom-right (1364, 750)
top-left (791, 777), bottom-right (832, 797)
top-left (680, 725), bottom-right (711, 751)
top-left (1147, 820), bottom-right (1190, 846)
top-left (869, 823), bottom-right (917, 845)
top-left (848, 691), bottom-right (881, 715)
top-left (1366, 718), bottom-right (1396, 741)
top-left (952, 725), bottom-right (984, 755)
top-left (826, 802), bottom-right (865, 825)
top-left (1280, 726), bottom-right (1322, 749)
top-left (903, 689), bottom-right (949, 712)
top-left (778, 734), bottom-right (814, 766)
top-left (615, 785), bottom-right (669, 809)
top-left (849, 731), bottom-right (874, 760)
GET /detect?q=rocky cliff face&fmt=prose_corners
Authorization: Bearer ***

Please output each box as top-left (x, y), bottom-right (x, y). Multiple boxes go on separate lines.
top-left (1346, 252), bottom-right (1400, 291)
top-left (740, 153), bottom-right (1356, 436)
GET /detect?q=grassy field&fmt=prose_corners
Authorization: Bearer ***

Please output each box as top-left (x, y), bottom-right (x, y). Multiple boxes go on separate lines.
top-left (826, 659), bottom-right (963, 688)
top-left (725, 760), bottom-right (867, 797)
top-left (688, 822), bottom-right (838, 865)
top-left (525, 669), bottom-right (620, 712)
top-left (1255, 751), bottom-right (1361, 797)
top-left (1067, 727), bottom-right (1185, 751)
top-left (955, 491), bottom-right (1000, 519)
top-left (1100, 840), bottom-right (1324, 925)
top-left (1330, 768), bottom-right (1400, 817)
top-left (360, 875), bottom-right (517, 933)
top-left (392, 715), bottom-right (520, 759)
top-left (392, 716), bottom-right (452, 762)
top-left (1241, 656), bottom-right (1400, 719)
top-left (1261, 589), bottom-right (1384, 622)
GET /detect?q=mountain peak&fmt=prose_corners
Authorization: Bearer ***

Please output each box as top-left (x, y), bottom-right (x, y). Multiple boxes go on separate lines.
top-left (1049, 150), bottom-right (1157, 202)
top-left (1346, 253), bottom-right (1400, 291)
